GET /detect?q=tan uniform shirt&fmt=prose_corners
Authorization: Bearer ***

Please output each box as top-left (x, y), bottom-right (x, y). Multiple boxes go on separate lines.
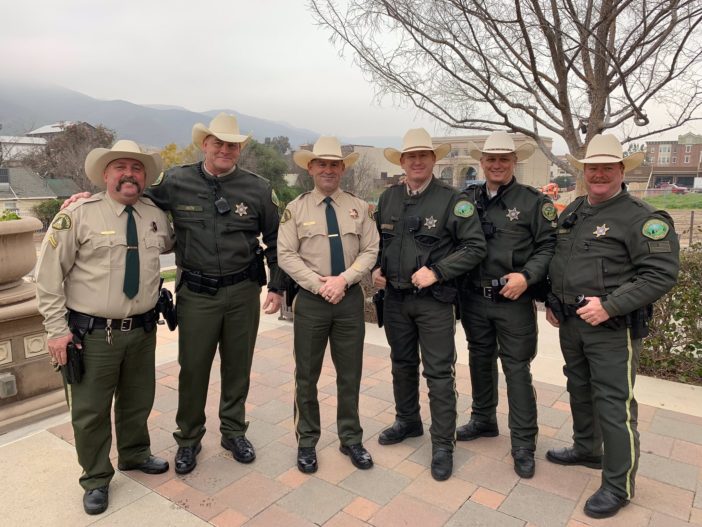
top-left (277, 188), bottom-right (379, 294)
top-left (36, 192), bottom-right (175, 339)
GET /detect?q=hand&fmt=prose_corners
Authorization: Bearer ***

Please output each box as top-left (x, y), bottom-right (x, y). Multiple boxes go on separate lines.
top-left (411, 266), bottom-right (438, 289)
top-left (500, 272), bottom-right (528, 300)
top-left (372, 268), bottom-right (386, 289)
top-left (545, 307), bottom-right (560, 328)
top-left (319, 275), bottom-right (348, 304)
top-left (61, 192), bottom-right (91, 210)
top-left (48, 333), bottom-right (75, 366)
top-left (575, 296), bottom-right (611, 326)
top-left (262, 291), bottom-right (283, 314)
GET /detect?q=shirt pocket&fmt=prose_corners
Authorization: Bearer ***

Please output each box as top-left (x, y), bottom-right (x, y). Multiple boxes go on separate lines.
top-left (89, 235), bottom-right (128, 270)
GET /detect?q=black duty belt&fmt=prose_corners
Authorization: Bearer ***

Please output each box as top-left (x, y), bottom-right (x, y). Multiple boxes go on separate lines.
top-left (387, 285), bottom-right (423, 296)
top-left (470, 285), bottom-right (509, 301)
top-left (68, 309), bottom-right (158, 332)
top-left (182, 269), bottom-right (250, 288)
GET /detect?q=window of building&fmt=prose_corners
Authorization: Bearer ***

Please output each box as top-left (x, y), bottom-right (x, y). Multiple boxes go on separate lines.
top-left (4, 201), bottom-right (18, 212)
top-left (685, 144), bottom-right (692, 153)
top-left (440, 167), bottom-right (453, 180)
top-left (659, 145), bottom-right (671, 153)
top-left (380, 171), bottom-right (387, 180)
top-left (672, 156), bottom-right (677, 164)
top-left (684, 155), bottom-right (691, 164)
top-left (658, 154), bottom-right (670, 165)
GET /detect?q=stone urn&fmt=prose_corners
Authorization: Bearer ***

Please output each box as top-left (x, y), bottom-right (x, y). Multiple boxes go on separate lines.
top-left (0, 216), bottom-right (65, 431)
top-left (0, 216), bottom-right (43, 305)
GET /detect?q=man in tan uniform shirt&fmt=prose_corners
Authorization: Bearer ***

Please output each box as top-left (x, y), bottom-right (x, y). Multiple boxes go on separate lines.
top-left (36, 140), bottom-right (174, 515)
top-left (278, 136), bottom-right (379, 473)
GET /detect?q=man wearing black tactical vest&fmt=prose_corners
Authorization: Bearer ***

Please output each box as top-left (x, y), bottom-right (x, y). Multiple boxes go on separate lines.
top-left (372, 128), bottom-right (486, 481)
top-left (147, 114), bottom-right (284, 474)
top-left (457, 132), bottom-right (557, 479)
top-left (546, 134), bottom-right (679, 519)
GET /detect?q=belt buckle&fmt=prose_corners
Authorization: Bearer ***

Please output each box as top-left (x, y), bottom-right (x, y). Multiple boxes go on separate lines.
top-left (483, 287), bottom-right (492, 299)
top-left (120, 318), bottom-right (133, 331)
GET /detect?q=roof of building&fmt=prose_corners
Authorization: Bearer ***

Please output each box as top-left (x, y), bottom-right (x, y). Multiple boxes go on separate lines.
top-left (26, 121), bottom-right (79, 136)
top-left (0, 167), bottom-right (55, 200)
top-left (0, 135), bottom-right (47, 146)
top-left (45, 178), bottom-right (81, 198)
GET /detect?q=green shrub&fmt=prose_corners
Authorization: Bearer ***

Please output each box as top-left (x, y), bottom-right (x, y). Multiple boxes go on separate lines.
top-left (31, 199), bottom-right (62, 229)
top-left (642, 243), bottom-right (702, 385)
top-left (0, 210), bottom-right (21, 221)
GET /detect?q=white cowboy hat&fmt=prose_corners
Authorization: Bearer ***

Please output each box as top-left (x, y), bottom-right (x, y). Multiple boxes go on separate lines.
top-left (84, 140), bottom-right (162, 189)
top-left (467, 131), bottom-right (535, 161)
top-left (384, 128), bottom-right (451, 166)
top-left (293, 136), bottom-right (360, 169)
top-left (566, 134), bottom-right (644, 172)
top-left (192, 113), bottom-right (251, 149)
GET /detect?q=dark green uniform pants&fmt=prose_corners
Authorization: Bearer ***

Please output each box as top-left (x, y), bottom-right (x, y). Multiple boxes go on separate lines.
top-left (174, 279), bottom-right (260, 446)
top-left (460, 291), bottom-right (538, 450)
top-left (559, 317), bottom-right (640, 500)
top-left (293, 286), bottom-right (364, 448)
top-left (384, 290), bottom-right (457, 450)
top-left (68, 328), bottom-right (156, 490)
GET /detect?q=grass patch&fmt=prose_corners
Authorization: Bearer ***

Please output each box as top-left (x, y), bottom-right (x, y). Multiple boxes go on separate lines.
top-left (160, 269), bottom-right (177, 282)
top-left (643, 193), bottom-right (702, 209)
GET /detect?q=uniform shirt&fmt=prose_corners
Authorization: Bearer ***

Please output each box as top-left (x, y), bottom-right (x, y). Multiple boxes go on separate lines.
top-left (549, 187), bottom-right (680, 316)
top-left (465, 178), bottom-right (556, 287)
top-left (36, 192), bottom-right (175, 339)
top-left (376, 177), bottom-right (487, 289)
top-left (277, 188), bottom-right (379, 294)
top-left (146, 162), bottom-right (283, 289)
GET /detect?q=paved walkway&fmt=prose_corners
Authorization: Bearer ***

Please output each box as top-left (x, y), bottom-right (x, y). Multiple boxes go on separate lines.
top-left (1, 301), bottom-right (701, 526)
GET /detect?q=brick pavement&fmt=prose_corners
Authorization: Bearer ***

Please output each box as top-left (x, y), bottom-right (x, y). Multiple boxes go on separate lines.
top-left (46, 323), bottom-right (702, 526)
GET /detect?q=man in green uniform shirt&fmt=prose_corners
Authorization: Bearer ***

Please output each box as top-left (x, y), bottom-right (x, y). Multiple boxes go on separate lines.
top-left (37, 141), bottom-right (174, 515)
top-left (278, 137), bottom-right (379, 473)
top-left (372, 128), bottom-right (486, 481)
top-left (546, 134), bottom-right (679, 519)
top-left (147, 114), bottom-right (284, 473)
top-left (457, 132), bottom-right (557, 478)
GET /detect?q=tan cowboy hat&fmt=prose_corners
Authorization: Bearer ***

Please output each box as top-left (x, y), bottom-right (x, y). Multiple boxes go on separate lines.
top-left (384, 128), bottom-right (451, 166)
top-left (84, 140), bottom-right (162, 189)
top-left (192, 113), bottom-right (251, 149)
top-left (467, 131), bottom-right (535, 161)
top-left (293, 136), bottom-right (360, 169)
top-left (566, 134), bottom-right (644, 172)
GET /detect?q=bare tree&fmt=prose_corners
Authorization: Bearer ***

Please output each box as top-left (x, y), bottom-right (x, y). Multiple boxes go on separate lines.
top-left (343, 153), bottom-right (378, 200)
top-left (311, 0), bottom-right (702, 180)
top-left (22, 123), bottom-right (115, 190)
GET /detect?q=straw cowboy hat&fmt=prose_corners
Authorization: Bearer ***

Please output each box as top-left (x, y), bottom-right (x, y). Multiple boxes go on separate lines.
top-left (192, 113), bottom-right (251, 149)
top-left (84, 140), bottom-right (162, 189)
top-left (467, 131), bottom-right (535, 161)
top-left (384, 128), bottom-right (451, 166)
top-left (293, 136), bottom-right (360, 169)
top-left (566, 134), bottom-right (644, 172)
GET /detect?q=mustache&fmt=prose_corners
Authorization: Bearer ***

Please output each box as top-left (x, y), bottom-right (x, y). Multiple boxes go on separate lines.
top-left (116, 176), bottom-right (141, 192)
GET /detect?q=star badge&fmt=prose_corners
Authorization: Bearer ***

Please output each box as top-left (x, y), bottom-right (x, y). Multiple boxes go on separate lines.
top-left (235, 202), bottom-right (248, 217)
top-left (349, 208), bottom-right (359, 219)
top-left (506, 208), bottom-right (520, 221)
top-left (593, 224), bottom-right (609, 238)
top-left (424, 216), bottom-right (438, 229)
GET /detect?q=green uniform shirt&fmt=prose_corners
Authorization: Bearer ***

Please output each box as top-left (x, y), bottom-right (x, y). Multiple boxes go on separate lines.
top-left (465, 178), bottom-right (556, 287)
top-left (147, 162), bottom-right (283, 289)
top-left (549, 187), bottom-right (679, 316)
top-left (375, 177), bottom-right (486, 288)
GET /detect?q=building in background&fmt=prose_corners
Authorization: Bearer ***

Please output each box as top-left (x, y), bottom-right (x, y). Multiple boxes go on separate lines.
top-left (646, 132), bottom-right (702, 188)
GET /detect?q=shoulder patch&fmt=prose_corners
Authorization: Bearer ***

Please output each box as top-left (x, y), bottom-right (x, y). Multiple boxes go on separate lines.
top-left (280, 208), bottom-right (292, 224)
top-left (642, 219), bottom-right (670, 240)
top-left (271, 189), bottom-right (280, 208)
top-left (152, 171), bottom-right (164, 186)
top-left (542, 202), bottom-right (557, 221)
top-left (52, 213), bottom-right (72, 231)
top-left (453, 200), bottom-right (475, 218)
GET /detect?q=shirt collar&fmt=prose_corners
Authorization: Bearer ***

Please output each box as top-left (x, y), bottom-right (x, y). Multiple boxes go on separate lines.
top-left (312, 187), bottom-right (343, 205)
top-left (406, 176), bottom-right (433, 196)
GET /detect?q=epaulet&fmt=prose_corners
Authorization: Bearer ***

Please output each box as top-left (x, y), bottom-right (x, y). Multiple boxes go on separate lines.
top-left (465, 183), bottom-right (481, 191)
top-left (139, 196), bottom-right (160, 209)
top-left (290, 191), bottom-right (311, 204)
top-left (343, 189), bottom-right (359, 198)
top-left (522, 185), bottom-right (541, 196)
top-left (64, 194), bottom-right (102, 212)
top-left (238, 167), bottom-right (268, 184)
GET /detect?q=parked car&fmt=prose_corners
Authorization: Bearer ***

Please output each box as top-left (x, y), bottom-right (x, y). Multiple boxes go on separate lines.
top-left (656, 182), bottom-right (689, 194)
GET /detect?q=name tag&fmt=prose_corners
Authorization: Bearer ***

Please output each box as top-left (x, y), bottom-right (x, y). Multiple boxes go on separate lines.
top-left (100, 230), bottom-right (116, 235)
top-left (176, 205), bottom-right (203, 212)
top-left (303, 221), bottom-right (316, 226)
top-left (381, 224), bottom-right (394, 230)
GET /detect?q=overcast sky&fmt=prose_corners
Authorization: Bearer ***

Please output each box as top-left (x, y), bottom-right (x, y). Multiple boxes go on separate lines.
top-left (3, 0), bottom-right (440, 139)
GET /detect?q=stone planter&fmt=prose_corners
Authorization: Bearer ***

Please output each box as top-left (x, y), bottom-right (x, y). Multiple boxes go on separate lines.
top-left (0, 216), bottom-right (65, 431)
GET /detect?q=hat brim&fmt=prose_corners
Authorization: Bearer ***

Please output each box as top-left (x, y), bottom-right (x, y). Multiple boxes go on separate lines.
top-left (84, 149), bottom-right (162, 189)
top-left (566, 151), bottom-right (644, 172)
top-left (468, 142), bottom-right (535, 161)
top-left (383, 143), bottom-right (451, 166)
top-left (292, 151), bottom-right (359, 170)
top-left (192, 123), bottom-right (251, 150)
